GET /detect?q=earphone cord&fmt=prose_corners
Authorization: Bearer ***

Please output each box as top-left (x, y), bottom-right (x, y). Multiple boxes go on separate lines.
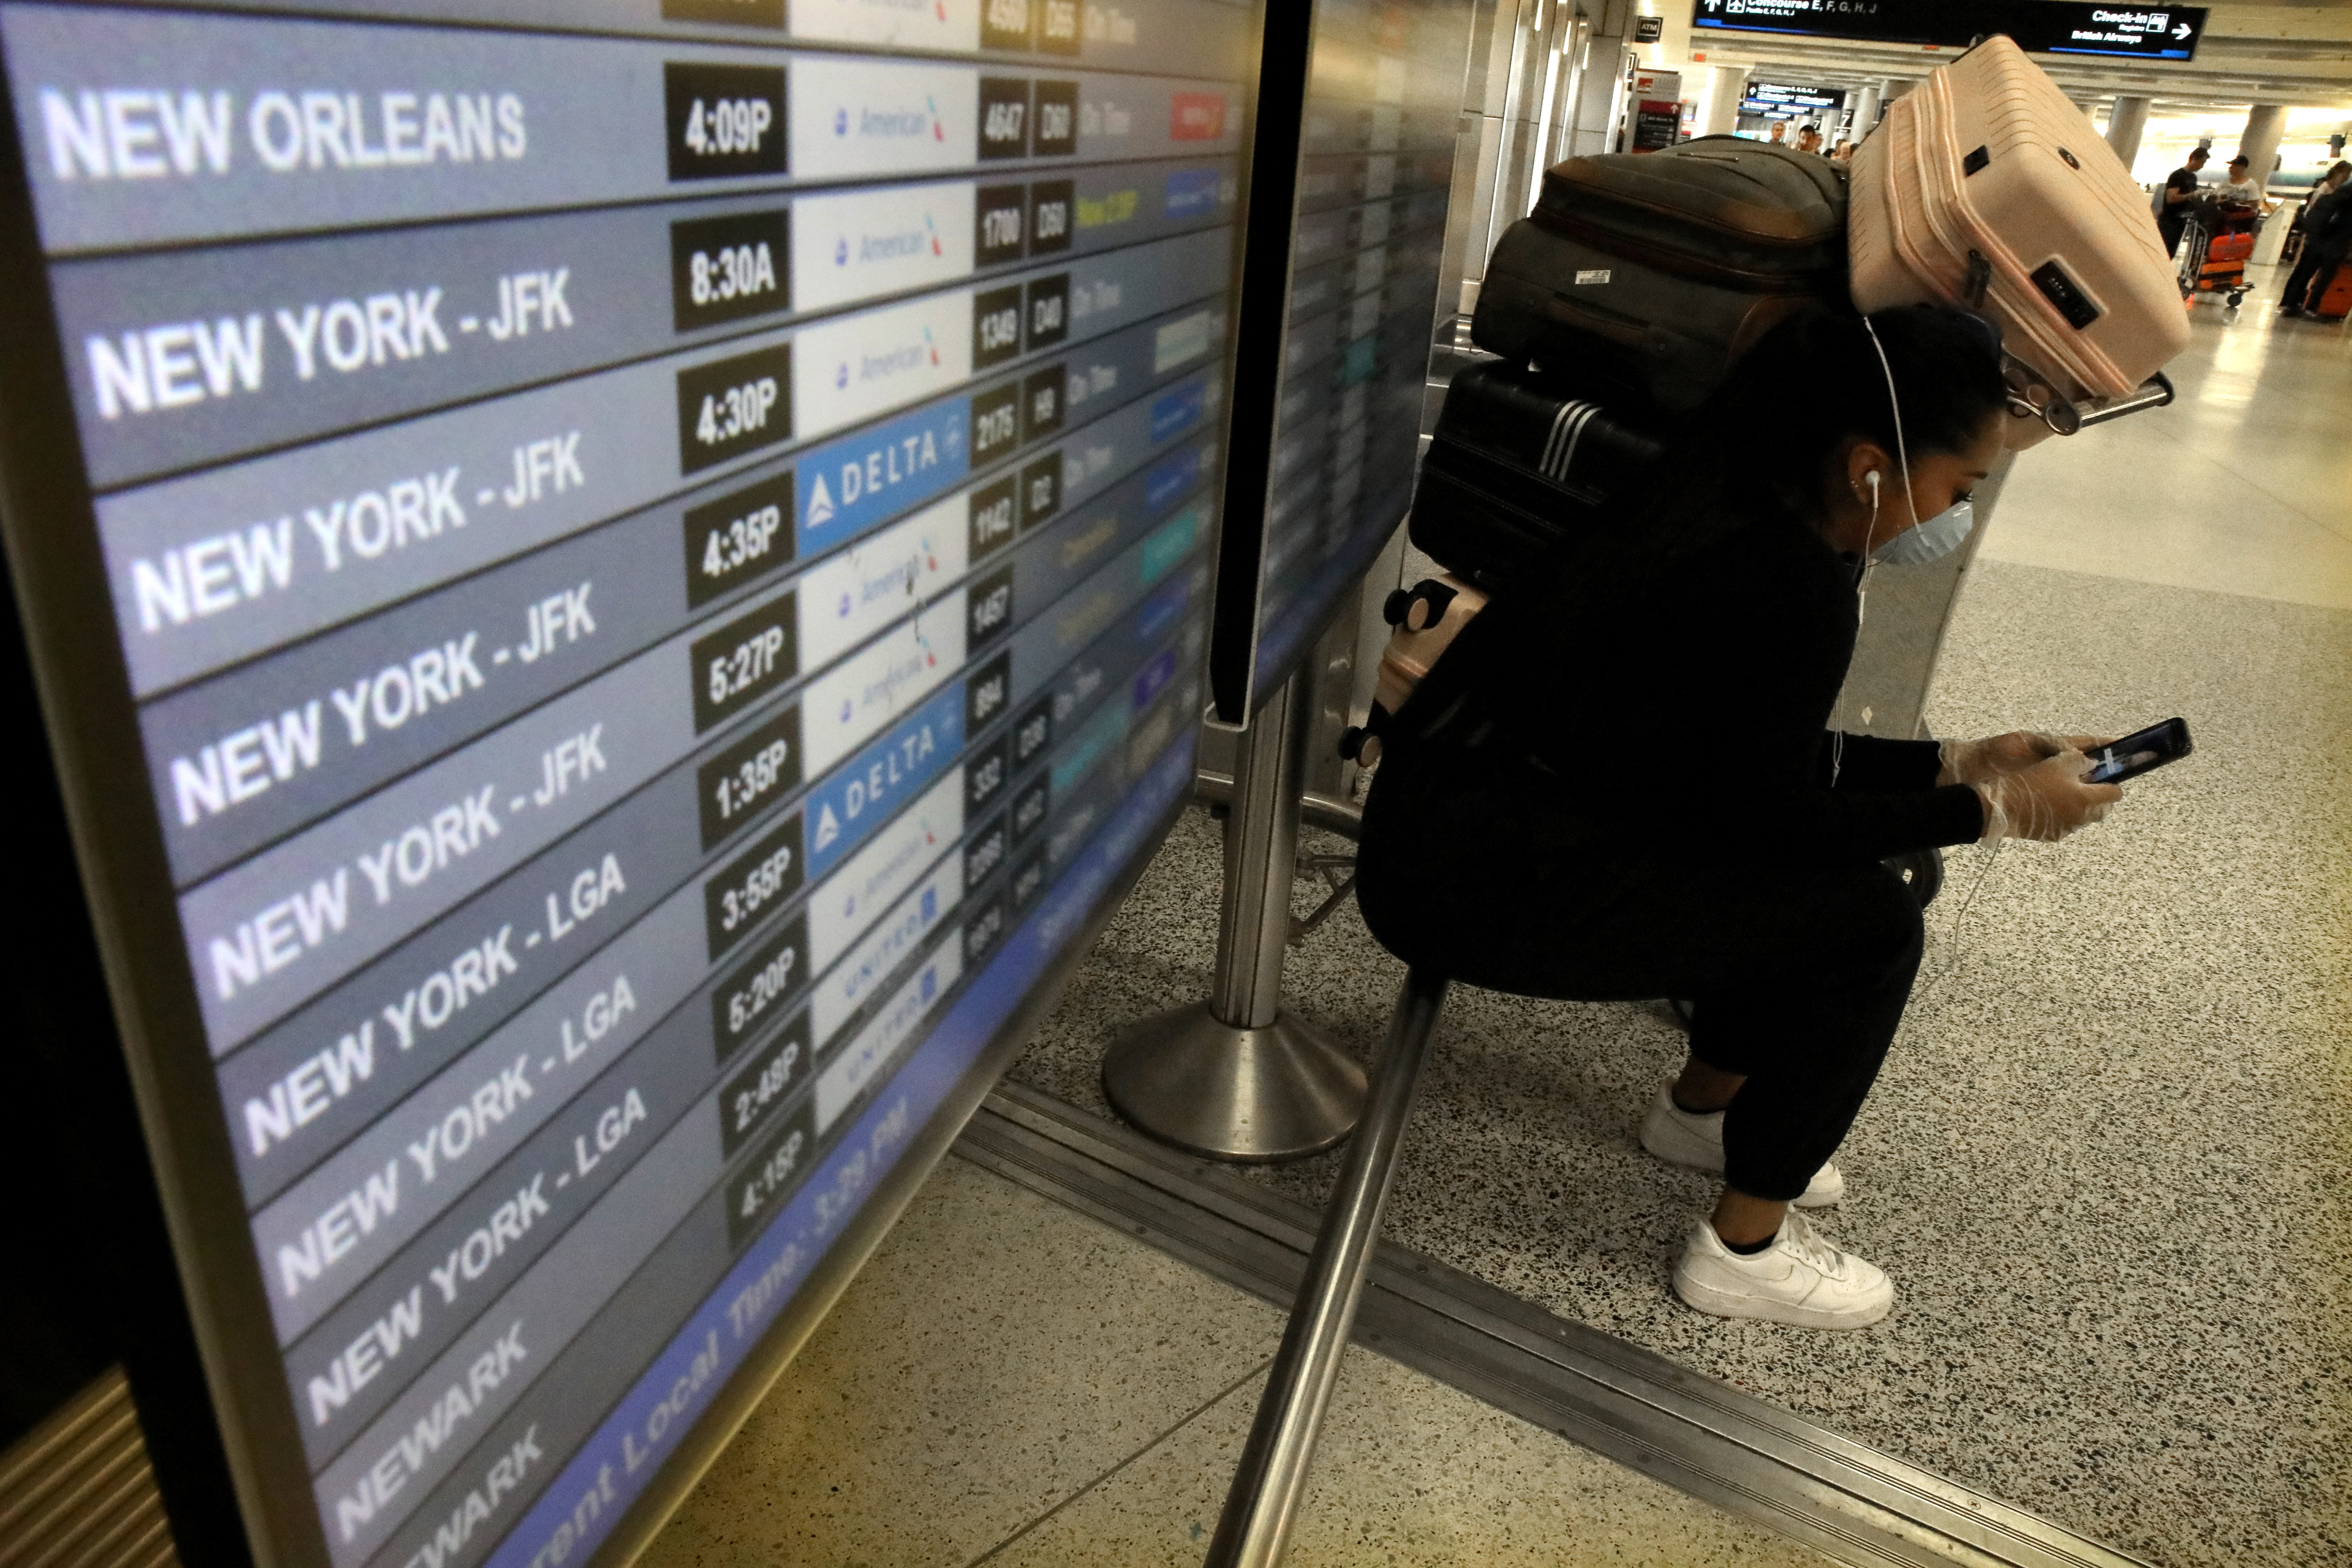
top-left (1833, 320), bottom-right (1913, 789)
top-left (1916, 839), bottom-right (2007, 999)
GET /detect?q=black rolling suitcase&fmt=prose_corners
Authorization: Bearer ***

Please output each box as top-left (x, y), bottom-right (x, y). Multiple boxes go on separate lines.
top-left (1471, 137), bottom-right (1850, 415)
top-left (1407, 360), bottom-right (1665, 592)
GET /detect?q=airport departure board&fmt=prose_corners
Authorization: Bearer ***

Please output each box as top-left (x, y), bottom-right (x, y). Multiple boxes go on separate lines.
top-left (0, 3), bottom-right (1257, 1564)
top-left (1207, 0), bottom-right (1465, 719)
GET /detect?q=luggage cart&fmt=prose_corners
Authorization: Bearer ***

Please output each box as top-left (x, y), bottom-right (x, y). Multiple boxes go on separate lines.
top-left (2179, 198), bottom-right (2258, 314)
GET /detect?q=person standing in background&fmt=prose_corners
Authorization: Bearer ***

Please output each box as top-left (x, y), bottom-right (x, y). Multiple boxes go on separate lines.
top-left (2280, 161), bottom-right (2352, 317)
top-left (1766, 120), bottom-right (1788, 146)
top-left (2157, 146), bottom-right (2209, 256)
top-left (1797, 124), bottom-right (1824, 154)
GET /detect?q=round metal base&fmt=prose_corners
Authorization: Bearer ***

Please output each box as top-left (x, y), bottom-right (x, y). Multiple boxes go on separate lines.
top-left (1102, 1003), bottom-right (1367, 1163)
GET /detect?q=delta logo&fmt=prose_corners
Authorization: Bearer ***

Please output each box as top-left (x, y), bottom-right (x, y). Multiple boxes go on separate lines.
top-left (800, 410), bottom-right (956, 532)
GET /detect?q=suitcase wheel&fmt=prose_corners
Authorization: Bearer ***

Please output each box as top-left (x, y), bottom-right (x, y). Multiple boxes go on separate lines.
top-left (1386, 579), bottom-right (1460, 632)
top-left (1884, 847), bottom-right (1945, 908)
top-left (1339, 704), bottom-right (1391, 766)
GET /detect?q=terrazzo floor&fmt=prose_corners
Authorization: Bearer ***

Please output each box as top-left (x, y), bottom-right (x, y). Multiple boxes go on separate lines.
top-left (637, 1156), bottom-right (1835, 1567)
top-left (1009, 280), bottom-right (2352, 1567)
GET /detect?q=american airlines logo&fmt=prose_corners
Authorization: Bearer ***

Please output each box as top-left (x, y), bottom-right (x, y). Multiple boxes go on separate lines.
top-left (835, 323), bottom-right (941, 390)
top-left (792, 60), bottom-right (977, 176)
top-left (835, 211), bottom-right (944, 266)
top-left (796, 288), bottom-right (973, 442)
top-left (792, 0), bottom-right (974, 52)
top-left (794, 180), bottom-right (975, 313)
top-left (832, 94), bottom-right (947, 141)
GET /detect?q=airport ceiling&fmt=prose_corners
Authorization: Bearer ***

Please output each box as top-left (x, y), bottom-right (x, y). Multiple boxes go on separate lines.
top-left (1650, 2), bottom-right (2352, 114)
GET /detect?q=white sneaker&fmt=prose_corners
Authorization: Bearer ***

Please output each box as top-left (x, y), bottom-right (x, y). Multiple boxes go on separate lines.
top-left (1672, 1211), bottom-right (1894, 1329)
top-left (1639, 1085), bottom-right (1844, 1208)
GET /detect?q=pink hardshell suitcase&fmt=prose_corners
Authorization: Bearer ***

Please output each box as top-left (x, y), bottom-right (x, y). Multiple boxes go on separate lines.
top-left (1848, 35), bottom-right (2187, 448)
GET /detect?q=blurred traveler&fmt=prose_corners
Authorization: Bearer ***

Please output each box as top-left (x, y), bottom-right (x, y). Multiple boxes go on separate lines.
top-left (2219, 154), bottom-right (2273, 214)
top-left (2156, 146), bottom-right (2208, 256)
top-left (2280, 161), bottom-right (2352, 317)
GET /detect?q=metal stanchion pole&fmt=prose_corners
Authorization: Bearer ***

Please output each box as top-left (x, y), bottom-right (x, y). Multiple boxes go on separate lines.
top-left (1102, 661), bottom-right (1367, 1160)
top-left (1203, 968), bottom-right (1449, 1568)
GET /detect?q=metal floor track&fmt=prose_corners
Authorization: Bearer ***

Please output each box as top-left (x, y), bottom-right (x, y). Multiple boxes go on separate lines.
top-left (956, 1083), bottom-right (2156, 1568)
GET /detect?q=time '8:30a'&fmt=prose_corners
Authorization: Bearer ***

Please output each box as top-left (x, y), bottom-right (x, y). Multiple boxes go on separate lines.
top-left (688, 240), bottom-right (778, 308)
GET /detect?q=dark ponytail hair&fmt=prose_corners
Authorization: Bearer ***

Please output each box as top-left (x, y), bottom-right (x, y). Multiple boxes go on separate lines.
top-left (1617, 301), bottom-right (2010, 569)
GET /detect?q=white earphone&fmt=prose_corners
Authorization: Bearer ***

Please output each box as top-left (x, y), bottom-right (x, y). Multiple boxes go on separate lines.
top-left (1835, 319), bottom-right (1916, 785)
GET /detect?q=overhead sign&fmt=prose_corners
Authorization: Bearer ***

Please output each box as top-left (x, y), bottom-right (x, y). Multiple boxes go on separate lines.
top-left (1629, 67), bottom-right (1684, 152)
top-left (1742, 80), bottom-right (1845, 116)
top-left (1691, 2), bottom-right (2207, 61)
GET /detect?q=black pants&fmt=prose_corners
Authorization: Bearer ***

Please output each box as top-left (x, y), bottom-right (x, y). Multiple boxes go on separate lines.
top-left (2282, 239), bottom-right (2349, 311)
top-left (1360, 847), bottom-right (1926, 1204)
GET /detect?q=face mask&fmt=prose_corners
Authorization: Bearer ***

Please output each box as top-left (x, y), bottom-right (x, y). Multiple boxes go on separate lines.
top-left (1869, 497), bottom-right (1974, 566)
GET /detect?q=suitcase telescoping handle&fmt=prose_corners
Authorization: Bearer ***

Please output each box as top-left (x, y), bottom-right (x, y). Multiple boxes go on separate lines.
top-left (2071, 371), bottom-right (2175, 431)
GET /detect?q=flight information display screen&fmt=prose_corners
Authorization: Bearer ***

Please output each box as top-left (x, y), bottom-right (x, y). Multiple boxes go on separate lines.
top-left (0, 3), bottom-right (1252, 1564)
top-left (1206, 0), bottom-right (1465, 718)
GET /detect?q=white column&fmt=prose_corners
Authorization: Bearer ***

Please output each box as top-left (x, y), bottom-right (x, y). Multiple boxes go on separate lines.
top-left (2239, 104), bottom-right (2288, 189)
top-left (1849, 84), bottom-right (1881, 142)
top-left (2105, 95), bottom-right (2151, 170)
top-left (1566, 0), bottom-right (1633, 157)
top-left (1700, 64), bottom-right (1745, 137)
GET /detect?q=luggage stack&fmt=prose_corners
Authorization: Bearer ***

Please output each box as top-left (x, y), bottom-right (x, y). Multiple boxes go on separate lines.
top-left (1408, 32), bottom-right (2189, 592)
top-left (1471, 137), bottom-right (1851, 415)
top-left (1848, 33), bottom-right (2190, 433)
top-left (1408, 137), bottom-right (1846, 592)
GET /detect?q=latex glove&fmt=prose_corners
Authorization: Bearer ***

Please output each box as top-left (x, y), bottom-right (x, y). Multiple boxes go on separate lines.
top-left (1973, 749), bottom-right (2123, 842)
top-left (1938, 731), bottom-right (2112, 787)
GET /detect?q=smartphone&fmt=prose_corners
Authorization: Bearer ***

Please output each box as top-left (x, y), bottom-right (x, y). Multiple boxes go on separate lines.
top-left (2081, 718), bottom-right (2192, 785)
